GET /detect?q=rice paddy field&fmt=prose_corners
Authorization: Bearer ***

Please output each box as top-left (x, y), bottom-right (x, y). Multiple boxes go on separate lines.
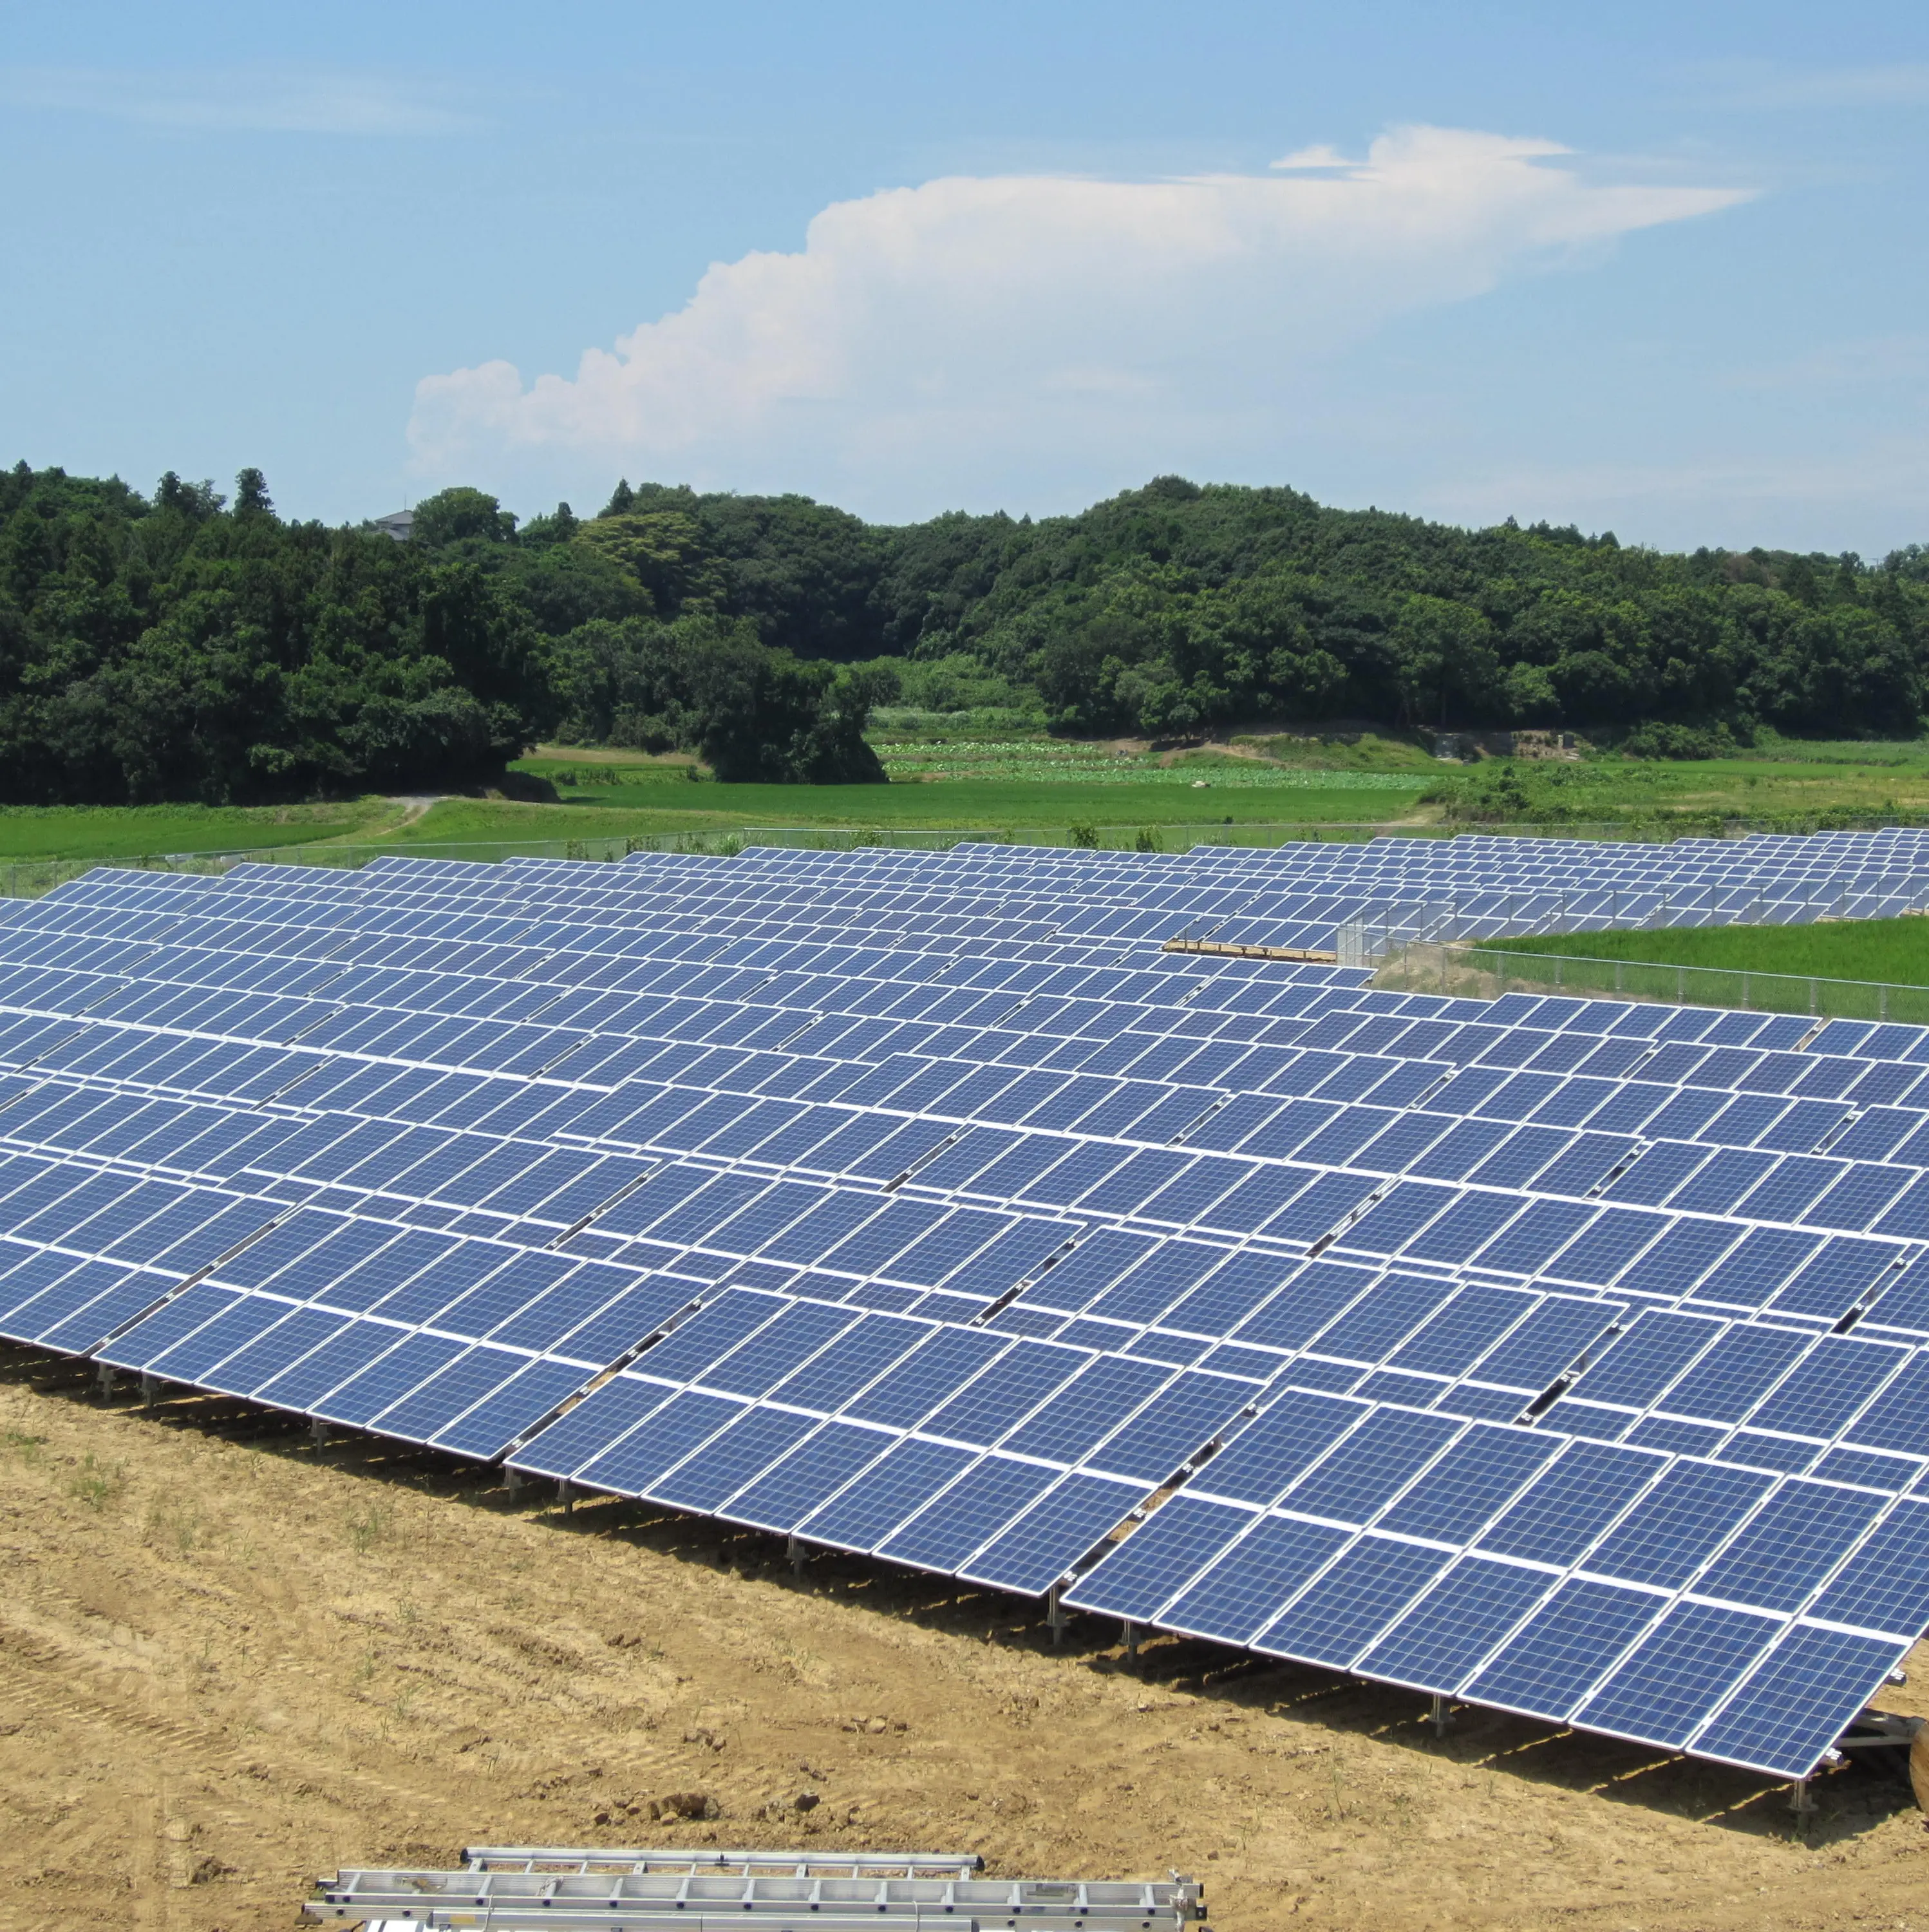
top-left (3, 727), bottom-right (1929, 875)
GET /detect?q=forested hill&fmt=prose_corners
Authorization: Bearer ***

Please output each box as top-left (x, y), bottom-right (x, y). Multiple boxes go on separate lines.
top-left (6, 459), bottom-right (1929, 805)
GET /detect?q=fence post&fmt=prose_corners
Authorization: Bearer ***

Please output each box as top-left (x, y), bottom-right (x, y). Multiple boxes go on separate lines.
top-left (1742, 972), bottom-right (1751, 1010)
top-left (1881, 985), bottom-right (1890, 1022)
top-left (1810, 978), bottom-right (1818, 1018)
top-left (1677, 965), bottom-right (1686, 1001)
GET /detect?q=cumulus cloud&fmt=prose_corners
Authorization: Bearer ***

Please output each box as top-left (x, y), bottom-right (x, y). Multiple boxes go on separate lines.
top-left (408, 125), bottom-right (1747, 515)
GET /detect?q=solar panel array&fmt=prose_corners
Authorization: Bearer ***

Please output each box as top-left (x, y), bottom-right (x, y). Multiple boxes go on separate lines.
top-left (1160, 826), bottom-right (1929, 952)
top-left (7, 831), bottom-right (1929, 1787)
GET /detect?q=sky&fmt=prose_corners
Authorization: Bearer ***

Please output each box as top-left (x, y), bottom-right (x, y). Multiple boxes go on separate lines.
top-left (4, 1), bottom-right (1929, 552)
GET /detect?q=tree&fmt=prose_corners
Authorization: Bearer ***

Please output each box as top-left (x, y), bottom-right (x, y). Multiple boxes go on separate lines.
top-left (1389, 594), bottom-right (1500, 727)
top-left (411, 486), bottom-right (517, 547)
top-left (234, 468), bottom-right (273, 516)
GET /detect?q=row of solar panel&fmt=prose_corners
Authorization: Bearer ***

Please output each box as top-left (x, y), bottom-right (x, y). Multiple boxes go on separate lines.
top-left (15, 854), bottom-right (1929, 1785)
top-left (10, 1018), bottom-right (1929, 1491)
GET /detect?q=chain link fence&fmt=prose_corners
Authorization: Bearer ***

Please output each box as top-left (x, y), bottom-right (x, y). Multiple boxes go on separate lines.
top-left (1375, 940), bottom-right (1929, 1024)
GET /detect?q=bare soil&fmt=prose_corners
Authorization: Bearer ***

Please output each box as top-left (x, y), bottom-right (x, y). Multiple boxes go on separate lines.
top-left (4, 1352), bottom-right (1928, 1932)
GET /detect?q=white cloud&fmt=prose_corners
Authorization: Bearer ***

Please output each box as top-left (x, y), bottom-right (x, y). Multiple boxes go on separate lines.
top-left (408, 125), bottom-right (1747, 516)
top-left (0, 65), bottom-right (474, 135)
top-left (1270, 144), bottom-right (1359, 169)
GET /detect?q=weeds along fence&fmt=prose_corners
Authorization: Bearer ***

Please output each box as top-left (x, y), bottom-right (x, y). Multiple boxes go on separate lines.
top-left (1376, 940), bottom-right (1929, 1024)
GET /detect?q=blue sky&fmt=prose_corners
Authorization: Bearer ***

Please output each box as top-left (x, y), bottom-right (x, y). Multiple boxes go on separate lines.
top-left (5, 1), bottom-right (1928, 551)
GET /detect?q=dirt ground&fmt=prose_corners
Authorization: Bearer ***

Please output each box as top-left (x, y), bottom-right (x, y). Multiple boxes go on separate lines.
top-left (4, 1350), bottom-right (1929, 1932)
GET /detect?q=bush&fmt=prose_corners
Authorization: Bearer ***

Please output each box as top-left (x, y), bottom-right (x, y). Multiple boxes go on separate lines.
top-left (1618, 721), bottom-right (1743, 760)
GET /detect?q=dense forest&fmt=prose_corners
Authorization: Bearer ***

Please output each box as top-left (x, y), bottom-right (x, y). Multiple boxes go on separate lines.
top-left (5, 459), bottom-right (1929, 804)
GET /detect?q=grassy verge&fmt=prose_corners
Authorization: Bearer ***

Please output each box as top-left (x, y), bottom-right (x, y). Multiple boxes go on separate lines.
top-left (0, 800), bottom-right (404, 863)
top-left (1475, 918), bottom-right (1929, 988)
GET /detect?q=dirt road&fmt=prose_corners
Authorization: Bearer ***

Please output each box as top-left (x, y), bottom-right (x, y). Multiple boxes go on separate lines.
top-left (3, 1350), bottom-right (1926, 1932)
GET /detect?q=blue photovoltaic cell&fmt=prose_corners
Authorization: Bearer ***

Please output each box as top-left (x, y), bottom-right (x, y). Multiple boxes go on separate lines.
top-left (1581, 1460), bottom-right (1774, 1591)
top-left (1354, 1557), bottom-right (1557, 1694)
top-left (576, 1388), bottom-right (743, 1493)
top-left (720, 1421), bottom-right (894, 1533)
top-left (650, 1405), bottom-right (820, 1511)
top-left (1695, 1480), bottom-right (1887, 1612)
top-left (314, 1331), bottom-right (466, 1427)
top-left (1693, 1623), bottom-right (1910, 1777)
top-left (374, 1345), bottom-right (527, 1442)
top-left (1806, 1499), bottom-right (1929, 1635)
top-left (1748, 1338), bottom-right (1908, 1439)
top-left (247, 1320), bottom-right (402, 1413)
top-left (1275, 1407), bottom-right (1460, 1524)
top-left (1473, 1200), bottom-right (1597, 1277)
top-left (1656, 1325), bottom-right (1812, 1426)
top-left (1062, 1495), bottom-right (1252, 1620)
top-left (1469, 1298), bottom-right (1623, 1392)
top-left (1158, 1513), bottom-right (1352, 1646)
top-left (1478, 1439), bottom-right (1664, 1566)
top-left (433, 1358), bottom-right (588, 1460)
top-left (1255, 1535), bottom-right (1450, 1668)
top-left (1233, 1264), bottom-right (1375, 1352)
top-left (1574, 1600), bottom-right (1783, 1748)
top-left (205, 1307), bottom-right (348, 1397)
top-left (1086, 1370), bottom-right (1257, 1482)
top-left (1464, 1578), bottom-right (1666, 1721)
top-left (1376, 1426), bottom-right (1562, 1544)
top-left (1567, 1312), bottom-right (1724, 1408)
top-left (1192, 1388), bottom-right (1367, 1506)
top-left (876, 1455), bottom-right (1057, 1571)
top-left (1839, 1355), bottom-right (1929, 1459)
top-left (962, 1473), bottom-right (1142, 1593)
top-left (798, 1437), bottom-right (978, 1552)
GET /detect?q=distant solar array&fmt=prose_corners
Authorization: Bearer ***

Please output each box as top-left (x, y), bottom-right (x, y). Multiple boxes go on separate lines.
top-left (6, 830), bottom-right (1929, 1788)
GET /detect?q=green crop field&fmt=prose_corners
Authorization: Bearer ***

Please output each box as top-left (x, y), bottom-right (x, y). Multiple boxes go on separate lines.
top-left (505, 737), bottom-right (1435, 836)
top-left (1426, 735), bottom-right (1929, 829)
top-left (17, 725), bottom-right (1929, 876)
top-left (0, 800), bottom-right (393, 865)
top-left (1480, 918), bottom-right (1929, 987)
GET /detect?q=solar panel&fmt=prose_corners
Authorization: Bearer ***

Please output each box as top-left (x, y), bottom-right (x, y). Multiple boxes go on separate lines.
top-left (14, 830), bottom-right (1929, 1785)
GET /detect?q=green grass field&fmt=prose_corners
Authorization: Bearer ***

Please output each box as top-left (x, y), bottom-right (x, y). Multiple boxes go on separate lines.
top-left (0, 801), bottom-right (392, 864)
top-left (1480, 918), bottom-right (1929, 987)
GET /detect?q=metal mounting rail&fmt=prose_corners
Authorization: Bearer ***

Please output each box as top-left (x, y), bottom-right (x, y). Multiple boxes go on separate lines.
top-left (305, 1846), bottom-right (1207, 1931)
top-left (461, 1845), bottom-right (984, 1876)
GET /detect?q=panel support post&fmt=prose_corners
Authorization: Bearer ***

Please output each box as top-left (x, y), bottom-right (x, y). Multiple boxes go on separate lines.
top-left (557, 1479), bottom-right (572, 1514)
top-left (1789, 1777), bottom-right (1815, 1827)
top-left (310, 1417), bottom-right (328, 1447)
top-left (787, 1534), bottom-right (807, 1579)
top-left (503, 1465), bottom-right (522, 1498)
top-left (1122, 1620), bottom-right (1140, 1662)
top-left (95, 1362), bottom-right (115, 1399)
top-left (140, 1373), bottom-right (157, 1412)
top-left (1431, 1695), bottom-right (1452, 1738)
top-left (1047, 1584), bottom-right (1068, 1647)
